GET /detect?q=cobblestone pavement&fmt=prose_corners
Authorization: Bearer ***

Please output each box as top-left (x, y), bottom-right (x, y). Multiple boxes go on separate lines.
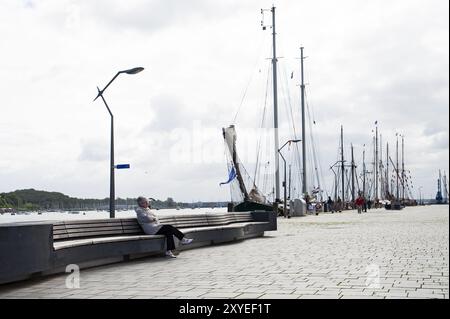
top-left (0, 205), bottom-right (448, 299)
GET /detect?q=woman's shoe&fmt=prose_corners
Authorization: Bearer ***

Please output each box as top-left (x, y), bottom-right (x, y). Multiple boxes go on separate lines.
top-left (181, 238), bottom-right (193, 245)
top-left (165, 250), bottom-right (176, 258)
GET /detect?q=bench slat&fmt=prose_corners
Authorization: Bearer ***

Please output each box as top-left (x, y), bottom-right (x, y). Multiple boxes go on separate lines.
top-left (65, 230), bottom-right (126, 238)
top-left (63, 223), bottom-right (123, 230)
top-left (64, 226), bottom-right (124, 234)
top-left (61, 219), bottom-right (122, 224)
top-left (53, 234), bottom-right (71, 240)
top-left (53, 230), bottom-right (69, 235)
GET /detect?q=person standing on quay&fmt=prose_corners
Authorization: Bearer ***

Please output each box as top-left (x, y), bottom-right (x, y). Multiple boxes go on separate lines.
top-left (327, 196), bottom-right (335, 213)
top-left (355, 193), bottom-right (365, 214)
top-left (336, 197), bottom-right (343, 212)
top-left (367, 198), bottom-right (372, 210)
top-left (363, 195), bottom-right (368, 212)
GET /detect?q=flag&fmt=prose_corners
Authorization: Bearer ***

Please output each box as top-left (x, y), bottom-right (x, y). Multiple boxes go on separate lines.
top-left (220, 167), bottom-right (237, 186)
top-left (375, 120), bottom-right (378, 125)
top-left (291, 71), bottom-right (294, 79)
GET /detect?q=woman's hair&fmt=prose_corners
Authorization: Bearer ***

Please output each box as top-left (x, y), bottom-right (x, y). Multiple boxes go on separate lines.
top-left (137, 196), bottom-right (147, 205)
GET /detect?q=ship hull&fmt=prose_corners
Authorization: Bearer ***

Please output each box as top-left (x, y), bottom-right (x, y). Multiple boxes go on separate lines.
top-left (233, 201), bottom-right (274, 212)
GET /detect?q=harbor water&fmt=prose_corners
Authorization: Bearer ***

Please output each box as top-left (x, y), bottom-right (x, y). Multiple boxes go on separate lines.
top-left (0, 207), bottom-right (227, 224)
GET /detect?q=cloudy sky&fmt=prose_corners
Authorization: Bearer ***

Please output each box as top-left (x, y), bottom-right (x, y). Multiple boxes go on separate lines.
top-left (0, 0), bottom-right (448, 202)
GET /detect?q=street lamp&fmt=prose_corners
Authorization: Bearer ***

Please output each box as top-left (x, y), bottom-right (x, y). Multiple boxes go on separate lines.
top-left (278, 139), bottom-right (301, 218)
top-left (94, 67), bottom-right (144, 218)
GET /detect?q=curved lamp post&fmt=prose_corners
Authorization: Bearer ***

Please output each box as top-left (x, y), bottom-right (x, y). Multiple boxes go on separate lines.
top-left (278, 139), bottom-right (301, 218)
top-left (94, 67), bottom-right (144, 218)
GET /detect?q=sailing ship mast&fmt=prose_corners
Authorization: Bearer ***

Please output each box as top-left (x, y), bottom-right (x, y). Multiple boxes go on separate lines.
top-left (443, 172), bottom-right (449, 204)
top-left (265, 6), bottom-right (281, 203)
top-left (396, 134), bottom-right (400, 201)
top-left (375, 125), bottom-right (379, 201)
top-left (341, 125), bottom-right (345, 203)
top-left (386, 143), bottom-right (390, 199)
top-left (401, 135), bottom-right (405, 202)
top-left (380, 134), bottom-right (383, 199)
top-left (351, 144), bottom-right (355, 202)
top-left (330, 126), bottom-right (346, 204)
top-left (300, 47), bottom-right (307, 197)
top-left (436, 170), bottom-right (443, 203)
top-left (362, 145), bottom-right (366, 199)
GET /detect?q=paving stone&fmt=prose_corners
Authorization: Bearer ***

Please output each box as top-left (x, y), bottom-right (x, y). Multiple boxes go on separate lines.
top-left (407, 291), bottom-right (446, 299)
top-left (235, 293), bottom-right (263, 299)
top-left (258, 294), bottom-right (298, 299)
top-left (297, 294), bottom-right (334, 299)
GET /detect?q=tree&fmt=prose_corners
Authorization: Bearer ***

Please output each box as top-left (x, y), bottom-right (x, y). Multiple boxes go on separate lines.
top-left (166, 197), bottom-right (176, 208)
top-left (0, 195), bottom-right (9, 208)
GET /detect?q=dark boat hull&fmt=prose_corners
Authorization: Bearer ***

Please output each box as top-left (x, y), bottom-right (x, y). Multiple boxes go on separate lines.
top-left (385, 203), bottom-right (404, 210)
top-left (233, 201), bottom-right (274, 212)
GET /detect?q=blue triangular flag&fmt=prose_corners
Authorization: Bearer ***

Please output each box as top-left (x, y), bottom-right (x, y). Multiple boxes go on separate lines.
top-left (220, 167), bottom-right (237, 186)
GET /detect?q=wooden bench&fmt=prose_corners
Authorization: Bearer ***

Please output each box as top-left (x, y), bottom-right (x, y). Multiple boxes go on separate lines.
top-left (48, 211), bottom-right (276, 273)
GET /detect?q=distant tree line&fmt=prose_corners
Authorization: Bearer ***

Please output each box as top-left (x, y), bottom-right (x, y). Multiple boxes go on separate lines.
top-left (0, 189), bottom-right (227, 211)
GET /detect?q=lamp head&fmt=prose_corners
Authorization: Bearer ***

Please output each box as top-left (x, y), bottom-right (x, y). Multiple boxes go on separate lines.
top-left (122, 67), bottom-right (144, 75)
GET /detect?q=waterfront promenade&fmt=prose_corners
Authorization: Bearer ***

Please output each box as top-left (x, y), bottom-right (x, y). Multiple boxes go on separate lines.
top-left (0, 205), bottom-right (448, 299)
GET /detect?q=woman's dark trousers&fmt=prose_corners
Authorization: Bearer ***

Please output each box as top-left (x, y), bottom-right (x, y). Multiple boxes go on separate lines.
top-left (156, 225), bottom-right (185, 251)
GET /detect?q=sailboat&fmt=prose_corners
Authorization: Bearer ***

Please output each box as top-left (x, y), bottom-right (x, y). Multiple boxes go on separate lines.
top-left (221, 6), bottom-right (316, 215)
top-left (221, 6), bottom-right (285, 213)
top-left (385, 134), bottom-right (405, 210)
top-left (435, 170), bottom-right (448, 204)
top-left (222, 125), bottom-right (274, 212)
top-left (443, 171), bottom-right (449, 204)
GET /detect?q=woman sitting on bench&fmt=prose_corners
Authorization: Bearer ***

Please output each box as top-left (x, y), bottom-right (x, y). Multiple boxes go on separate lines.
top-left (135, 196), bottom-right (193, 258)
